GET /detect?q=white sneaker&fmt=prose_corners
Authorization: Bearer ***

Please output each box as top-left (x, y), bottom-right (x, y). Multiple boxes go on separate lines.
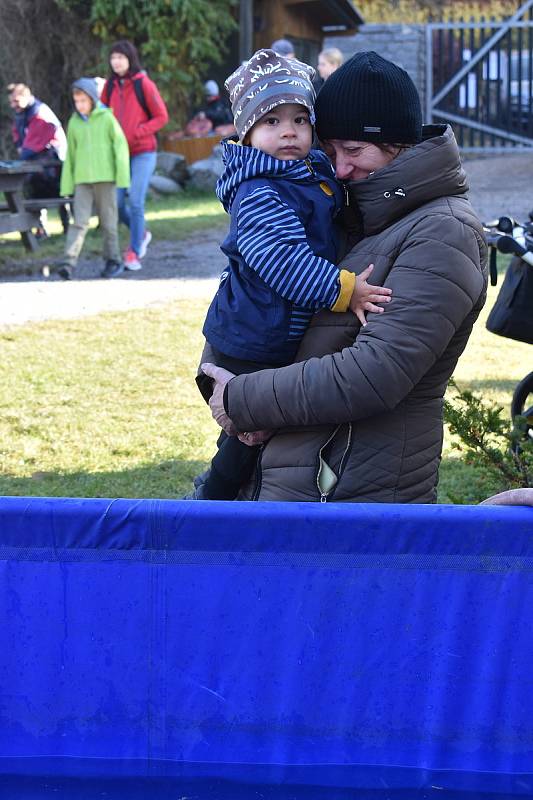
top-left (138, 230), bottom-right (152, 259)
top-left (124, 248), bottom-right (142, 271)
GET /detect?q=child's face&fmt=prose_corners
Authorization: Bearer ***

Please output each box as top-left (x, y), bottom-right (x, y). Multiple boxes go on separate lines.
top-left (247, 103), bottom-right (312, 160)
top-left (73, 91), bottom-right (93, 116)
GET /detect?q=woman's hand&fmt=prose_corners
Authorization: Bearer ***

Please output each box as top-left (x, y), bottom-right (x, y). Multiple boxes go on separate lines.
top-left (201, 362), bottom-right (238, 436)
top-left (201, 363), bottom-right (275, 446)
top-left (349, 263), bottom-right (392, 327)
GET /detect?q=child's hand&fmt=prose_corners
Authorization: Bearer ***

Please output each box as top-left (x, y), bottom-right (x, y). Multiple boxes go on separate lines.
top-left (349, 264), bottom-right (392, 327)
top-left (238, 430), bottom-right (274, 446)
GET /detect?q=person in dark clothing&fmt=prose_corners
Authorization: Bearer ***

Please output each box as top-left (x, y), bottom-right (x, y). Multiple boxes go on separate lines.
top-left (271, 39), bottom-right (296, 58)
top-left (201, 81), bottom-right (233, 128)
top-left (7, 82), bottom-right (69, 236)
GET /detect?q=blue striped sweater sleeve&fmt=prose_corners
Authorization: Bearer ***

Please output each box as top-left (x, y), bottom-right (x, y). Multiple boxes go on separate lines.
top-left (236, 184), bottom-right (341, 310)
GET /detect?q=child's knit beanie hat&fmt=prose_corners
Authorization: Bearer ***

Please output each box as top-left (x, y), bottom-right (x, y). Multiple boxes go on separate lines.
top-left (315, 51), bottom-right (422, 144)
top-left (72, 77), bottom-right (99, 106)
top-left (225, 49), bottom-right (316, 141)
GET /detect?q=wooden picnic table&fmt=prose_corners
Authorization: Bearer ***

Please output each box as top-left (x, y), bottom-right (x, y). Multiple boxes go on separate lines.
top-left (0, 161), bottom-right (44, 252)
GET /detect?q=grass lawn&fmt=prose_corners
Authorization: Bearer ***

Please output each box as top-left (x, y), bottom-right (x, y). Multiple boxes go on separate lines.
top-left (0, 277), bottom-right (529, 504)
top-left (0, 192), bottom-right (530, 503)
top-left (0, 299), bottom-right (218, 499)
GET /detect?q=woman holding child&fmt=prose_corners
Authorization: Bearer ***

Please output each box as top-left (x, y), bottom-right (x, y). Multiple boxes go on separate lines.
top-left (200, 51), bottom-right (488, 504)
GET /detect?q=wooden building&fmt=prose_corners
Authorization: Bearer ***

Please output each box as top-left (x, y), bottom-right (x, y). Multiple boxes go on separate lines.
top-left (249, 0), bottom-right (365, 64)
top-left (213, 0), bottom-right (364, 90)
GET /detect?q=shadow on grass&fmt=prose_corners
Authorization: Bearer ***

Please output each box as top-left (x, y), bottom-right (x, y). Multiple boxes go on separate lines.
top-left (1, 455), bottom-right (507, 507)
top-left (0, 458), bottom-right (208, 500)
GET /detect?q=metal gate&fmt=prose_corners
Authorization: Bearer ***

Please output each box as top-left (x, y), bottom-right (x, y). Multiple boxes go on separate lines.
top-left (426, 0), bottom-right (533, 151)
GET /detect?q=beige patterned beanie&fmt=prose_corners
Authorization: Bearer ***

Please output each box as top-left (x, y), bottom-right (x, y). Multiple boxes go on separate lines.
top-left (225, 49), bottom-right (316, 141)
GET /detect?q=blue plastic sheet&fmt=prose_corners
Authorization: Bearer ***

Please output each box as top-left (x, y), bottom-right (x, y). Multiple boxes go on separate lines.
top-left (0, 497), bottom-right (532, 797)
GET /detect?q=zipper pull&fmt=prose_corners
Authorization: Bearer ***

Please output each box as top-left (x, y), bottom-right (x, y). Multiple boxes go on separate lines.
top-left (344, 185), bottom-right (350, 207)
top-left (320, 493), bottom-right (327, 503)
top-left (304, 157), bottom-right (314, 175)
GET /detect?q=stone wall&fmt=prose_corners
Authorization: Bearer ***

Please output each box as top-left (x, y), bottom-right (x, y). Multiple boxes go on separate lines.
top-left (324, 24), bottom-right (427, 118)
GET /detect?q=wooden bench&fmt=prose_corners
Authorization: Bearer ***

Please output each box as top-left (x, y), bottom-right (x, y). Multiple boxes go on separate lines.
top-left (0, 197), bottom-right (69, 213)
top-left (0, 197), bottom-right (70, 246)
top-left (0, 163), bottom-right (69, 251)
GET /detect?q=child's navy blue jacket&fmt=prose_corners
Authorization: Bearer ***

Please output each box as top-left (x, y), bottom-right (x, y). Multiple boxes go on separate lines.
top-left (202, 140), bottom-right (345, 365)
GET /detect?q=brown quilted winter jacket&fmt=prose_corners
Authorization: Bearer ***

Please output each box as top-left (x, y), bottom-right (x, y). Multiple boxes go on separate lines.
top-left (225, 125), bottom-right (488, 503)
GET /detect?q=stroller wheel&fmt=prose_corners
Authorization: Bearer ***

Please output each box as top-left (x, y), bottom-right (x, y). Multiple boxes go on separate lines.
top-left (511, 371), bottom-right (533, 449)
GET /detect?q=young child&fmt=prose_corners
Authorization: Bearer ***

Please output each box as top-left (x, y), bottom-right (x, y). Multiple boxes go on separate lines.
top-left (57, 78), bottom-right (130, 280)
top-left (192, 49), bottom-right (391, 500)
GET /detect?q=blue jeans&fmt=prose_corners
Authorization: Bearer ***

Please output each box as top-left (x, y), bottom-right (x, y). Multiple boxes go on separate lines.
top-left (117, 150), bottom-right (156, 255)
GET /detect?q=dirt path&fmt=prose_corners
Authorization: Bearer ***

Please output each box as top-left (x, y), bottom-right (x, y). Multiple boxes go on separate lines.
top-left (1, 152), bottom-right (532, 328)
top-left (0, 226), bottom-right (227, 328)
top-left (463, 152), bottom-right (533, 223)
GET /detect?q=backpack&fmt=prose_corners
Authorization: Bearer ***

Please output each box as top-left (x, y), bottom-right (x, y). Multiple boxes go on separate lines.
top-left (106, 73), bottom-right (151, 119)
top-left (486, 255), bottom-right (533, 345)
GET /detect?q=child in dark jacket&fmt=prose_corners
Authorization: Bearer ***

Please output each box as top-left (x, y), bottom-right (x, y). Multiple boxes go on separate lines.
top-left (192, 49), bottom-right (391, 500)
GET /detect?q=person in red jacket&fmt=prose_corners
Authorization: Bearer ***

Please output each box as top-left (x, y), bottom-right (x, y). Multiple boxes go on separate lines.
top-left (101, 41), bottom-right (168, 273)
top-left (7, 82), bottom-right (69, 237)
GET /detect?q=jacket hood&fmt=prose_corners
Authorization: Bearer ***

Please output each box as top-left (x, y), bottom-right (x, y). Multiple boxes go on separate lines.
top-left (72, 78), bottom-right (99, 106)
top-left (346, 124), bottom-right (468, 236)
top-left (115, 70), bottom-right (146, 83)
top-left (216, 139), bottom-right (335, 212)
top-left (72, 103), bottom-right (108, 121)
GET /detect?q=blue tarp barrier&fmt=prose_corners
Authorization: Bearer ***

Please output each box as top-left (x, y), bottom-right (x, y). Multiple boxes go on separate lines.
top-left (0, 497), bottom-right (532, 798)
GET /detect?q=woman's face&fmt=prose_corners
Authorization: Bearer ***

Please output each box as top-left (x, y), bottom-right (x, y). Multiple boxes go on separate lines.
top-left (110, 52), bottom-right (129, 77)
top-left (317, 56), bottom-right (335, 80)
top-left (321, 139), bottom-right (397, 181)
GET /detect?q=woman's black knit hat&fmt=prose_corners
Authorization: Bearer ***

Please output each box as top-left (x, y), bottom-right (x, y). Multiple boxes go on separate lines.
top-left (315, 51), bottom-right (422, 144)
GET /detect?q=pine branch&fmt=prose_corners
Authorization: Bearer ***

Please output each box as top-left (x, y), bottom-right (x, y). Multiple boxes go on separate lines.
top-left (444, 380), bottom-right (532, 489)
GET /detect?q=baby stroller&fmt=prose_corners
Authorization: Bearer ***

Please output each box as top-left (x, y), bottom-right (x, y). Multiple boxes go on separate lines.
top-left (483, 213), bottom-right (533, 441)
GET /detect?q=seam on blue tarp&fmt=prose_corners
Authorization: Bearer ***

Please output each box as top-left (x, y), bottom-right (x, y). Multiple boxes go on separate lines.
top-left (144, 500), bottom-right (169, 775)
top-left (1, 548), bottom-right (533, 572)
top-left (148, 547), bottom-right (155, 772)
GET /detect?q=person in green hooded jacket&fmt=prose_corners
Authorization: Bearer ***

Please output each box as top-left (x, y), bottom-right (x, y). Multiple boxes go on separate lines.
top-left (58, 77), bottom-right (130, 280)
